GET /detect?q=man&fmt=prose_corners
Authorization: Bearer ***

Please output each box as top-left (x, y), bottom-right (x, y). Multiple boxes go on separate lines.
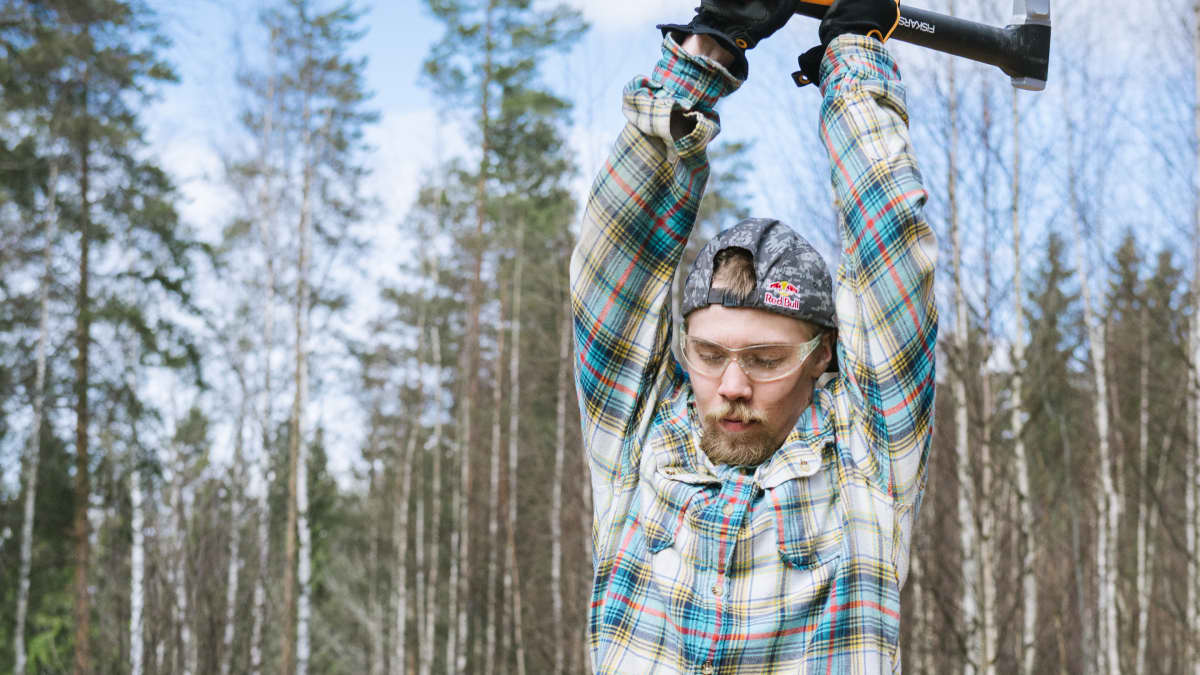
top-left (570, 0), bottom-right (937, 671)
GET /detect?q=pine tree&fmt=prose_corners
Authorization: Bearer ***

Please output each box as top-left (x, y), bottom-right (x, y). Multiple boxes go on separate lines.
top-left (0, 4), bottom-right (199, 672)
top-left (220, 3), bottom-right (374, 673)
top-left (420, 0), bottom-right (584, 669)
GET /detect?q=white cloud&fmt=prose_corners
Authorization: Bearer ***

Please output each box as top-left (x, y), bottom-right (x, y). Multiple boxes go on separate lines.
top-left (560, 0), bottom-right (681, 31)
top-left (368, 106), bottom-right (471, 220)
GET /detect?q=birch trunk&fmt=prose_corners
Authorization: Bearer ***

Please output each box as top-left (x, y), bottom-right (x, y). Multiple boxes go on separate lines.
top-left (370, 457), bottom-right (384, 675)
top-left (250, 27), bottom-right (280, 671)
top-left (173, 435), bottom-right (194, 675)
top-left (221, 394), bottom-right (247, 675)
top-left (452, 0), bottom-right (497, 669)
top-left (446, 431), bottom-right (463, 674)
top-left (72, 74), bottom-right (93, 675)
top-left (294, 165), bottom-right (314, 675)
top-left (1134, 309), bottom-right (1153, 675)
top-left (551, 286), bottom-right (569, 675)
top-left (392, 427), bottom-right (420, 675)
top-left (282, 78), bottom-right (317, 673)
top-left (977, 88), bottom-right (996, 675)
top-left (506, 223), bottom-right (527, 675)
top-left (946, 50), bottom-right (979, 675)
top-left (579, 334), bottom-right (594, 675)
top-left (249, 58), bottom-right (278, 674)
top-left (979, 367), bottom-right (996, 675)
top-left (251, 447), bottom-right (272, 675)
top-left (130, 456), bottom-right (145, 675)
top-left (393, 301), bottom-right (430, 675)
top-left (486, 289), bottom-right (507, 675)
top-left (1010, 89), bottom-right (1037, 675)
top-left (219, 524), bottom-right (241, 673)
top-left (909, 542), bottom-right (930, 672)
top-left (14, 160), bottom-right (56, 675)
top-left (423, 316), bottom-right (446, 675)
top-left (1190, 4), bottom-right (1200, 669)
top-left (414, 452), bottom-right (427, 662)
top-left (1070, 136), bottom-right (1120, 675)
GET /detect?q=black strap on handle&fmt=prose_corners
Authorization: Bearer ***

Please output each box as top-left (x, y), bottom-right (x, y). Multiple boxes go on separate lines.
top-left (794, 2), bottom-right (1051, 91)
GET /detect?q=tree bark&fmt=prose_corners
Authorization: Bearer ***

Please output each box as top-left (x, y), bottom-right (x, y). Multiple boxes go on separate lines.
top-left (130, 453), bottom-right (145, 675)
top-left (423, 313), bottom-right (446, 675)
top-left (551, 281), bottom-right (569, 675)
top-left (249, 50), bottom-right (278, 675)
top-left (221, 371), bottom-right (248, 675)
top-left (393, 300), bottom-right (430, 675)
top-left (172, 427), bottom-right (195, 675)
top-left (73, 74), bottom-right (93, 675)
top-left (1071, 132), bottom-right (1120, 675)
top-left (452, 0), bottom-right (497, 669)
top-left (370, 455), bottom-right (384, 675)
top-left (294, 155), bottom-right (315, 675)
top-left (486, 284), bottom-right (506, 675)
top-left (1010, 88), bottom-right (1037, 675)
top-left (977, 87), bottom-right (996, 675)
top-left (15, 159), bottom-right (56, 675)
top-left (946, 48), bottom-right (979, 675)
top-left (505, 223), bottom-right (527, 675)
top-left (1190, 3), bottom-right (1200, 670)
top-left (1134, 307), bottom-right (1156, 675)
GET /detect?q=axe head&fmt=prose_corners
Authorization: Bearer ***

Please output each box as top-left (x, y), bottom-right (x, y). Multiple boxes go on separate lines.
top-left (1009, 0), bottom-right (1051, 90)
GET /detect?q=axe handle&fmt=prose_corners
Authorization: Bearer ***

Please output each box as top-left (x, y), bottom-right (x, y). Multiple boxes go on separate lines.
top-left (794, 2), bottom-right (1050, 88)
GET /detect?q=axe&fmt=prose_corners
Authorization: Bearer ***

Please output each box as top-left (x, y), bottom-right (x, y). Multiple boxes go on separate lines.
top-left (794, 0), bottom-right (1051, 90)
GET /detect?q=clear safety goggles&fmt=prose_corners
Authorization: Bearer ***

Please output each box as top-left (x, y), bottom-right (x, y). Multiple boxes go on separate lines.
top-left (679, 333), bottom-right (823, 383)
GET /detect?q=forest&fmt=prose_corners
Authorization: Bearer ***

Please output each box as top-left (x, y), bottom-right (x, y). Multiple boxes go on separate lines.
top-left (0, 0), bottom-right (1197, 673)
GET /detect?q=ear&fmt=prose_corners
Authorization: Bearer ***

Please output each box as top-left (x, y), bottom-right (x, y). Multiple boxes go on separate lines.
top-left (805, 331), bottom-right (835, 377)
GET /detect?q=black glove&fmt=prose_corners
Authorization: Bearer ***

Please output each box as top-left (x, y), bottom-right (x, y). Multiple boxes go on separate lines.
top-left (658, 0), bottom-right (800, 79)
top-left (792, 44), bottom-right (824, 87)
top-left (792, 0), bottom-right (899, 87)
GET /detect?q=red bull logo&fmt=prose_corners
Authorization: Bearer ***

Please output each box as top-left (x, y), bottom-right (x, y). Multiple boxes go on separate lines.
top-left (764, 280), bottom-right (801, 311)
top-left (766, 280), bottom-right (799, 297)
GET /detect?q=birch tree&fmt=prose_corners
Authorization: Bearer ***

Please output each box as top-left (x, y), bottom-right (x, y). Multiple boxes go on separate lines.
top-left (944, 46), bottom-right (981, 675)
top-left (1009, 88), bottom-right (1037, 675)
top-left (12, 159), bottom-right (55, 675)
top-left (225, 4), bottom-right (375, 673)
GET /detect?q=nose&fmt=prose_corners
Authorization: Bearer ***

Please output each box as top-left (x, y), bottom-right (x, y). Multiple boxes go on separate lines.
top-left (716, 359), bottom-right (753, 401)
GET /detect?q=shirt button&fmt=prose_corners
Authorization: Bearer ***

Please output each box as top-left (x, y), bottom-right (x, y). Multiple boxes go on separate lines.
top-left (702, 663), bottom-right (714, 675)
top-left (722, 502), bottom-right (735, 516)
top-left (711, 583), bottom-right (723, 597)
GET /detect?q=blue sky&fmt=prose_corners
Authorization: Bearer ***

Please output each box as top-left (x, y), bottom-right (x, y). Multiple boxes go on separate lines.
top-left (138, 0), bottom-right (1102, 478)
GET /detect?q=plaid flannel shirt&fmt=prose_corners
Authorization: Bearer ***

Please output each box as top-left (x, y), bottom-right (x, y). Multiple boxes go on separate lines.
top-left (571, 34), bottom-right (937, 674)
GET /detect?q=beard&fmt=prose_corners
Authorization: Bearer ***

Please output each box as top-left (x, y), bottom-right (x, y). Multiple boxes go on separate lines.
top-left (699, 400), bottom-right (782, 467)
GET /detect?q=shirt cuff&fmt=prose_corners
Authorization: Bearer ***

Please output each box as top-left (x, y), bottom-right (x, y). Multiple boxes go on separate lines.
top-left (820, 34), bottom-right (902, 92)
top-left (651, 34), bottom-right (742, 115)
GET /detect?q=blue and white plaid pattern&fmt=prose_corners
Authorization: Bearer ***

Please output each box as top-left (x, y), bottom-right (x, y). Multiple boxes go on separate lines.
top-left (571, 34), bottom-right (937, 674)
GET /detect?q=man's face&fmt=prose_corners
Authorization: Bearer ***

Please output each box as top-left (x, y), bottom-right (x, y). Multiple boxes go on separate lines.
top-left (684, 304), bottom-right (831, 467)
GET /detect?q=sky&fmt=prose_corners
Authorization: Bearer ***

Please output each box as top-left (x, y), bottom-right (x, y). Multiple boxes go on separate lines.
top-left (141, 0), bottom-right (705, 478)
top-left (137, 0), bottom-right (1095, 480)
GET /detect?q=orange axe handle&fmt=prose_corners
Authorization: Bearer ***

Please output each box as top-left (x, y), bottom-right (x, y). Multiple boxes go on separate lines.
top-left (793, 1), bottom-right (1051, 90)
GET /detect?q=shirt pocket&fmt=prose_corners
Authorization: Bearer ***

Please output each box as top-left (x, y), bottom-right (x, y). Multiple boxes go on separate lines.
top-left (765, 463), bottom-right (844, 569)
top-left (639, 466), bottom-right (718, 553)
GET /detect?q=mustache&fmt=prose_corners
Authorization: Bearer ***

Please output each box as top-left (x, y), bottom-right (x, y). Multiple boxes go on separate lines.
top-left (703, 401), bottom-right (765, 426)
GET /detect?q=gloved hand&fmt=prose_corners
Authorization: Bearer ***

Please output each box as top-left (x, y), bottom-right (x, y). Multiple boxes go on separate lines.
top-left (793, 0), bottom-right (900, 87)
top-left (658, 0), bottom-right (800, 79)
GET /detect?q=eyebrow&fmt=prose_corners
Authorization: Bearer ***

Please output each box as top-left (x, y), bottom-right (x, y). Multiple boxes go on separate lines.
top-left (691, 336), bottom-right (796, 349)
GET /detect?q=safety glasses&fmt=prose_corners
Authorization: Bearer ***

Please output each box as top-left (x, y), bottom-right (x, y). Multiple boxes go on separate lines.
top-left (679, 333), bottom-right (823, 383)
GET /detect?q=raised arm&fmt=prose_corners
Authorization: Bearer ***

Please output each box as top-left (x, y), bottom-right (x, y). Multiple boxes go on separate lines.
top-left (819, 34), bottom-right (938, 507)
top-left (570, 34), bottom-right (739, 513)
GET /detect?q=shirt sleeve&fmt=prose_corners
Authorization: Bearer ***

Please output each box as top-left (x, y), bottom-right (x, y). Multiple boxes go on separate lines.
top-left (819, 35), bottom-right (938, 507)
top-left (570, 36), bottom-right (740, 517)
